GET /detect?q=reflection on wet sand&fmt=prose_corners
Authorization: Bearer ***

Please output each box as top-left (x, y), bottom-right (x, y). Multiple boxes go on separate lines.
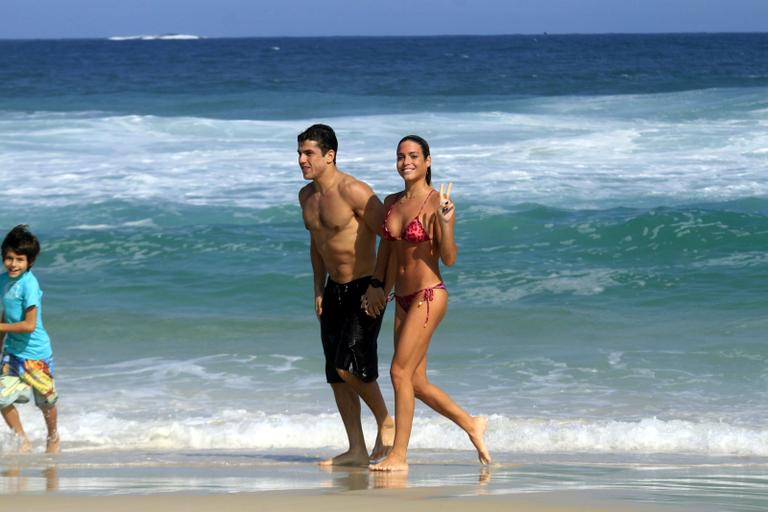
top-left (370, 470), bottom-right (408, 489)
top-left (474, 466), bottom-right (491, 495)
top-left (1, 465), bottom-right (59, 493)
top-left (318, 465), bottom-right (370, 491)
top-left (319, 465), bottom-right (491, 492)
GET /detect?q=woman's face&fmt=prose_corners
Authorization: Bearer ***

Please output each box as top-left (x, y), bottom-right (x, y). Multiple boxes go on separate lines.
top-left (396, 140), bottom-right (431, 184)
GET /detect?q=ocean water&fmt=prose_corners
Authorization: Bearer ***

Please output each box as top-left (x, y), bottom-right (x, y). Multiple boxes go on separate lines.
top-left (0, 34), bottom-right (767, 464)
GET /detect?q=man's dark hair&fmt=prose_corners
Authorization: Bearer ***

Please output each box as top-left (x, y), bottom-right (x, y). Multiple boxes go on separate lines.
top-left (298, 124), bottom-right (338, 164)
top-left (2, 225), bottom-right (41, 267)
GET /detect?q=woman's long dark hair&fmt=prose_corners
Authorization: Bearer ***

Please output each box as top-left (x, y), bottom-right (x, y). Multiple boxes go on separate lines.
top-left (398, 135), bottom-right (431, 185)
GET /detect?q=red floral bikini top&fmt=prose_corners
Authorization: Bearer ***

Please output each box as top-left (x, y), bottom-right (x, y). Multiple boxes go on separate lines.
top-left (382, 190), bottom-right (434, 243)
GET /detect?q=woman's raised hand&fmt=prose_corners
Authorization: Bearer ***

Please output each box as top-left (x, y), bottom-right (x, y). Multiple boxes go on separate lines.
top-left (438, 182), bottom-right (454, 223)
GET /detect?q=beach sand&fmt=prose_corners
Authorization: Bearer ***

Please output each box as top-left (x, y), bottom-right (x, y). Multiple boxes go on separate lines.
top-left (0, 450), bottom-right (728, 511)
top-left (2, 487), bottom-right (683, 512)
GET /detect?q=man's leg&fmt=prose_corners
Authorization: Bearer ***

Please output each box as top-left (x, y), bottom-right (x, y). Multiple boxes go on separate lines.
top-left (319, 382), bottom-right (369, 466)
top-left (336, 291), bottom-right (395, 461)
top-left (1, 405), bottom-right (31, 453)
top-left (337, 370), bottom-right (395, 461)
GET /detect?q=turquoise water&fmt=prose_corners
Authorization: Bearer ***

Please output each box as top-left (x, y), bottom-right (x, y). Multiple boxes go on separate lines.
top-left (0, 35), bottom-right (766, 462)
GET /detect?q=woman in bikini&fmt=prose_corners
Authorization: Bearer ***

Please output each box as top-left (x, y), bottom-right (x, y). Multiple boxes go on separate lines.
top-left (367, 135), bottom-right (491, 472)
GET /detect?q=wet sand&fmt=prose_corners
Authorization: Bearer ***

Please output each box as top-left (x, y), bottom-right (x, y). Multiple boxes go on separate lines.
top-left (2, 486), bottom-right (683, 512)
top-left (0, 449), bottom-right (749, 511)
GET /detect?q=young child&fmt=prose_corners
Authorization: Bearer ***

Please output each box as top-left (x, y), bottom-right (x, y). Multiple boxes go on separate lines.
top-left (0, 225), bottom-right (59, 453)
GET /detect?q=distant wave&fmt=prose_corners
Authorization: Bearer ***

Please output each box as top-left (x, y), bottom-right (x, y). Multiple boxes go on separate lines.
top-left (2, 106), bottom-right (767, 210)
top-left (108, 34), bottom-right (203, 41)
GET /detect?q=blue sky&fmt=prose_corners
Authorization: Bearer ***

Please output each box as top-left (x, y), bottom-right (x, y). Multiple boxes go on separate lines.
top-left (2, 0), bottom-right (767, 39)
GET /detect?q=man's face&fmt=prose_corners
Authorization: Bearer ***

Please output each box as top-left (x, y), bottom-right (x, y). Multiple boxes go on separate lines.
top-left (298, 140), bottom-right (334, 181)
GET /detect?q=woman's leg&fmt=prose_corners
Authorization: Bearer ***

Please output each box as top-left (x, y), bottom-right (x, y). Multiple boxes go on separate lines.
top-left (412, 359), bottom-right (490, 463)
top-left (369, 296), bottom-right (436, 471)
top-left (409, 292), bottom-right (491, 464)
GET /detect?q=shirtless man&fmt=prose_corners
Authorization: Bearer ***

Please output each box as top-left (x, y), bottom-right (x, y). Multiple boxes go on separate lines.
top-left (297, 124), bottom-right (394, 466)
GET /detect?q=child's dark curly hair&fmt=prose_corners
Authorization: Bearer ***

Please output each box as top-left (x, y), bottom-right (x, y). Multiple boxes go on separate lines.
top-left (2, 225), bottom-right (41, 267)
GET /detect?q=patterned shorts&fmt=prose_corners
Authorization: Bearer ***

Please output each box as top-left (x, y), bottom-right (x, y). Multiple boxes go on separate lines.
top-left (0, 353), bottom-right (57, 409)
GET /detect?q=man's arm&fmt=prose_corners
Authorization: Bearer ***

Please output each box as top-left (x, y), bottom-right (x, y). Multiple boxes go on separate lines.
top-left (344, 179), bottom-right (385, 236)
top-left (342, 178), bottom-right (391, 316)
top-left (363, 237), bottom-right (394, 317)
top-left (310, 237), bottom-right (327, 319)
top-left (299, 185), bottom-right (327, 319)
top-left (363, 193), bottom-right (399, 317)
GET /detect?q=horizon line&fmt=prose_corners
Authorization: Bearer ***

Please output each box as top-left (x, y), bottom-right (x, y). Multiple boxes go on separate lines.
top-left (2, 30), bottom-right (768, 41)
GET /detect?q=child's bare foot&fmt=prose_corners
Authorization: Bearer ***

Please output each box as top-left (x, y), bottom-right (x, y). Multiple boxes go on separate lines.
top-left (14, 434), bottom-right (32, 454)
top-left (369, 416), bottom-right (395, 462)
top-left (368, 453), bottom-right (408, 472)
top-left (319, 449), bottom-right (369, 467)
top-left (46, 432), bottom-right (60, 454)
top-left (468, 416), bottom-right (491, 465)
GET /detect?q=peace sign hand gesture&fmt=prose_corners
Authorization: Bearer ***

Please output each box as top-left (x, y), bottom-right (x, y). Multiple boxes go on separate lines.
top-left (438, 182), bottom-right (454, 223)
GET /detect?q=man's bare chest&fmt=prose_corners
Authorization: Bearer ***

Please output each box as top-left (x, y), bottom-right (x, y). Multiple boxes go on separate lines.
top-left (303, 196), bottom-right (356, 235)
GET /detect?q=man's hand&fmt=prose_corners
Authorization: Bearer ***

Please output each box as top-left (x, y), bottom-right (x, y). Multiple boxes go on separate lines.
top-left (315, 295), bottom-right (323, 320)
top-left (361, 286), bottom-right (387, 317)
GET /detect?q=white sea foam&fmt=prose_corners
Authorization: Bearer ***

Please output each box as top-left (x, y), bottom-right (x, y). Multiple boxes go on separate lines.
top-left (691, 252), bottom-right (768, 268)
top-left (456, 268), bottom-right (621, 303)
top-left (108, 34), bottom-right (203, 41)
top-left (0, 87), bottom-right (766, 211)
top-left (67, 219), bottom-right (157, 231)
top-left (5, 410), bottom-right (768, 457)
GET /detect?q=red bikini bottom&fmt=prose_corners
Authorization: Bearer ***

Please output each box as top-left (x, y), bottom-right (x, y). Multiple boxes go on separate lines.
top-left (394, 282), bottom-right (447, 327)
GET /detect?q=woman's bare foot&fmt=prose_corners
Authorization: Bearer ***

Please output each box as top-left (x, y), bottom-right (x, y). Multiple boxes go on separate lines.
top-left (368, 453), bottom-right (408, 472)
top-left (46, 432), bottom-right (60, 454)
top-left (468, 416), bottom-right (491, 465)
top-left (319, 449), bottom-right (369, 467)
top-left (369, 416), bottom-right (395, 461)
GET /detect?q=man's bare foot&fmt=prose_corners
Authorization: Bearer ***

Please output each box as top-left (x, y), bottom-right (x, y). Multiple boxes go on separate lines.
top-left (369, 416), bottom-right (395, 461)
top-left (46, 432), bottom-right (60, 454)
top-left (368, 454), bottom-right (408, 472)
top-left (468, 416), bottom-right (491, 465)
top-left (319, 449), bottom-right (369, 467)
